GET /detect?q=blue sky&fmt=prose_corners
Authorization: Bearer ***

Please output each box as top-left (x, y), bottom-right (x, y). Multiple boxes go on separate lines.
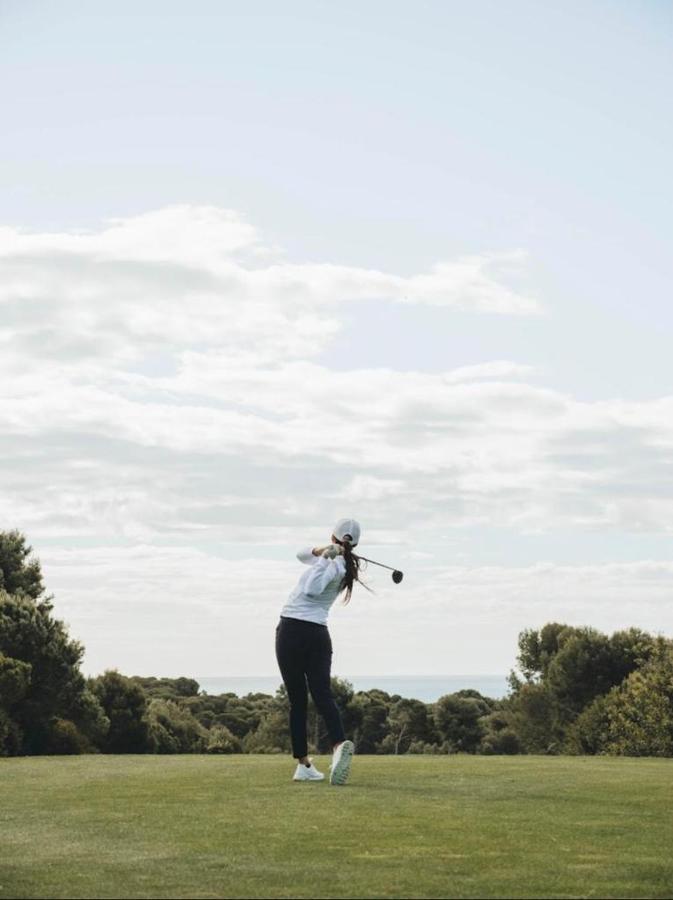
top-left (1, 1), bottom-right (672, 677)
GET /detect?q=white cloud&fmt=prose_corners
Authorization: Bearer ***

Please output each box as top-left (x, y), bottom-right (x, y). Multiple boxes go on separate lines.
top-left (0, 206), bottom-right (262, 266)
top-left (1, 205), bottom-right (672, 673)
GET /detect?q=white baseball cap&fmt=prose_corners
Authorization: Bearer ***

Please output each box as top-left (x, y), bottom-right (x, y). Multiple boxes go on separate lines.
top-left (333, 517), bottom-right (361, 547)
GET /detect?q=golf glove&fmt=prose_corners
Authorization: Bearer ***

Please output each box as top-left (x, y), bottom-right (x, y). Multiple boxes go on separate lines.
top-left (321, 544), bottom-right (343, 559)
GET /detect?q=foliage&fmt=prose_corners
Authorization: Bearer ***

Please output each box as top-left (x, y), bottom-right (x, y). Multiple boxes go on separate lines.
top-left (0, 708), bottom-right (23, 756)
top-left (146, 699), bottom-right (208, 753)
top-left (0, 585), bottom-right (108, 755)
top-left (131, 676), bottom-right (200, 699)
top-left (90, 670), bottom-right (150, 753)
top-left (0, 530), bottom-right (46, 600)
top-left (594, 642), bottom-right (673, 757)
top-left (433, 690), bottom-right (495, 753)
top-left (507, 623), bottom-right (662, 754)
top-left (506, 682), bottom-right (561, 754)
top-left (242, 691), bottom-right (291, 754)
top-left (205, 724), bottom-right (242, 753)
top-left (479, 709), bottom-right (521, 755)
top-left (352, 689), bottom-right (391, 753)
top-left (0, 652), bottom-right (32, 704)
top-left (184, 690), bottom-right (276, 738)
top-left (566, 693), bottom-right (610, 755)
top-left (380, 697), bottom-right (437, 754)
top-left (43, 718), bottom-right (92, 755)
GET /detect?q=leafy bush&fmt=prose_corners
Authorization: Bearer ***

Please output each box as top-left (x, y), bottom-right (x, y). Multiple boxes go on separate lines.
top-left (242, 708), bottom-right (291, 754)
top-left (433, 690), bottom-right (494, 753)
top-left (147, 699), bottom-right (208, 753)
top-left (479, 710), bottom-right (521, 755)
top-left (44, 718), bottom-right (91, 755)
top-left (352, 690), bottom-right (391, 753)
top-left (90, 671), bottom-right (148, 753)
top-left (0, 708), bottom-right (22, 756)
top-left (407, 740), bottom-right (446, 754)
top-left (0, 588), bottom-right (107, 755)
top-left (565, 695), bottom-right (611, 755)
top-left (600, 644), bottom-right (673, 757)
top-left (205, 725), bottom-right (242, 754)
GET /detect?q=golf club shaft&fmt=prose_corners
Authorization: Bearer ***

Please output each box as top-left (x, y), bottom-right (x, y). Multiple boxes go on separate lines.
top-left (352, 554), bottom-right (397, 572)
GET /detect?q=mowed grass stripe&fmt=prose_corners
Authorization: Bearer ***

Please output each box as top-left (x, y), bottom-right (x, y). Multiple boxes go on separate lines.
top-left (1, 755), bottom-right (672, 899)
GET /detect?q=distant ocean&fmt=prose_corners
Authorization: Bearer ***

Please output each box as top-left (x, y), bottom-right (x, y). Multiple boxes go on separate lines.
top-left (196, 675), bottom-right (509, 701)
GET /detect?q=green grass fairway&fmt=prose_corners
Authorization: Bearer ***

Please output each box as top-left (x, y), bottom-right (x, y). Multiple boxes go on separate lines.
top-left (1, 755), bottom-right (672, 899)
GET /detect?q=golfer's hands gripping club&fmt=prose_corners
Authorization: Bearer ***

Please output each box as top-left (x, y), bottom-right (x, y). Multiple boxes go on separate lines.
top-left (320, 544), bottom-right (343, 559)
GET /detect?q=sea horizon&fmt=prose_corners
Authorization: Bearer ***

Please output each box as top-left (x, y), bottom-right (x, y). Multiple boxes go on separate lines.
top-left (196, 674), bottom-right (510, 702)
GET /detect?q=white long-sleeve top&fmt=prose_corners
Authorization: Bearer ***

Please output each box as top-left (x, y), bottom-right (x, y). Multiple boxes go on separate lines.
top-left (280, 546), bottom-right (347, 626)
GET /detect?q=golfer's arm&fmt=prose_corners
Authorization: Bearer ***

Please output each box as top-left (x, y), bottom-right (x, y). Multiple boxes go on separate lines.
top-left (303, 557), bottom-right (343, 598)
top-left (297, 546), bottom-right (321, 565)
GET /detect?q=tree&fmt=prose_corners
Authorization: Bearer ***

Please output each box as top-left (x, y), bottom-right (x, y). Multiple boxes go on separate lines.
top-left (0, 589), bottom-right (108, 754)
top-left (509, 623), bottom-right (659, 752)
top-left (131, 676), bottom-right (200, 699)
top-left (545, 628), bottom-right (655, 721)
top-left (381, 698), bottom-right (436, 754)
top-left (479, 709), bottom-right (521, 755)
top-left (44, 718), bottom-right (91, 755)
top-left (565, 694), bottom-right (611, 755)
top-left (0, 652), bottom-right (31, 755)
top-left (205, 724), bottom-right (242, 753)
top-left (599, 642), bottom-right (673, 757)
top-left (352, 690), bottom-right (391, 753)
top-left (242, 687), bottom-right (292, 753)
top-left (146, 699), bottom-right (208, 753)
top-left (189, 692), bottom-right (275, 739)
top-left (515, 623), bottom-right (572, 681)
top-left (0, 530), bottom-right (45, 600)
top-left (0, 531), bottom-right (109, 754)
top-left (90, 671), bottom-right (150, 753)
top-left (0, 652), bottom-right (31, 704)
top-left (515, 624), bottom-right (654, 698)
top-left (433, 690), bottom-right (494, 753)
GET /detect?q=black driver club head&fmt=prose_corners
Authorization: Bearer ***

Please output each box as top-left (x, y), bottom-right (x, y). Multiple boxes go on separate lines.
top-left (353, 553), bottom-right (403, 585)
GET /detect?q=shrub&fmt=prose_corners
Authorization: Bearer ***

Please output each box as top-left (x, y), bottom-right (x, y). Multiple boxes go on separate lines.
top-left (0, 709), bottom-right (22, 756)
top-left (479, 709), bottom-right (522, 755)
top-left (433, 691), bottom-right (494, 753)
top-left (565, 695), bottom-right (610, 755)
top-left (601, 646), bottom-right (673, 757)
top-left (205, 725), bottom-right (242, 754)
top-left (44, 718), bottom-right (90, 755)
top-left (90, 671), bottom-right (148, 753)
top-left (146, 699), bottom-right (207, 753)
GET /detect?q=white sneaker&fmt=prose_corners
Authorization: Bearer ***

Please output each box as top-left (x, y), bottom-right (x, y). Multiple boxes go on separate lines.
top-left (292, 759), bottom-right (325, 782)
top-left (329, 740), bottom-right (354, 785)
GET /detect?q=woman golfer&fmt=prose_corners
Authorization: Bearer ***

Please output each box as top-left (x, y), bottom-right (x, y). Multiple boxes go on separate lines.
top-left (276, 517), bottom-right (365, 785)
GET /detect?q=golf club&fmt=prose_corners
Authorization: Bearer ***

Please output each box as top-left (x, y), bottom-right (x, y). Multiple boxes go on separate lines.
top-left (353, 554), bottom-right (404, 584)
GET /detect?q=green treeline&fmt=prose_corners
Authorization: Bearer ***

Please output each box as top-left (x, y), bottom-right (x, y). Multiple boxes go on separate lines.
top-left (2, 529), bottom-right (673, 757)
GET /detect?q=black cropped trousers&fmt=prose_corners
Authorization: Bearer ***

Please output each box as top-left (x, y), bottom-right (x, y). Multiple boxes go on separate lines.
top-left (275, 616), bottom-right (346, 759)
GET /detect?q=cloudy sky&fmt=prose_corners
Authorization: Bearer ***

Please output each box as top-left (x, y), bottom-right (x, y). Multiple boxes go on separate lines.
top-left (1, 1), bottom-right (672, 679)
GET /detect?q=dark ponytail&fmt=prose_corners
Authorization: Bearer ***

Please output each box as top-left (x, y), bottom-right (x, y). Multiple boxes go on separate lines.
top-left (338, 537), bottom-right (372, 604)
